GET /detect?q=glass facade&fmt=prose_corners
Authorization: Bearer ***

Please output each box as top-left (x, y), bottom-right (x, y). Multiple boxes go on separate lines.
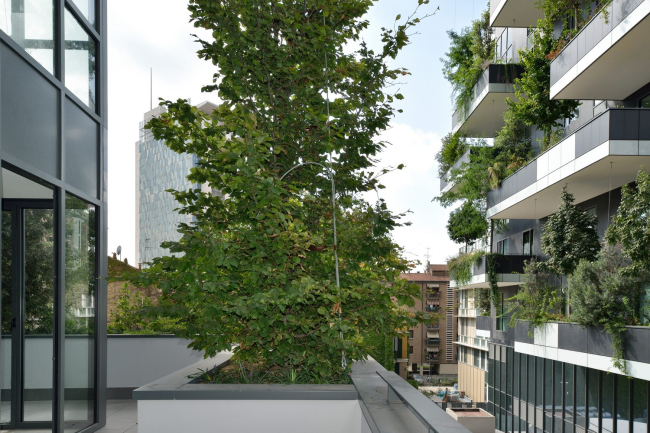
top-left (488, 343), bottom-right (650, 433)
top-left (136, 112), bottom-right (198, 266)
top-left (0, 0), bottom-right (106, 431)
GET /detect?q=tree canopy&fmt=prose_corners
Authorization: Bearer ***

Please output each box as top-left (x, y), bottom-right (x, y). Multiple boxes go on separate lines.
top-left (127, 0), bottom-right (438, 381)
top-left (540, 186), bottom-right (600, 276)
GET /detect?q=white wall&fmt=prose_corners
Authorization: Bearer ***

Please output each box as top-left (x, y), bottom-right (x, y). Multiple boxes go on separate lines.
top-left (138, 399), bottom-right (364, 433)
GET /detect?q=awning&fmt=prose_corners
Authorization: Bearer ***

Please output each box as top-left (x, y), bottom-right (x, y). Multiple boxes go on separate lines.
top-left (427, 347), bottom-right (440, 352)
top-left (427, 331), bottom-right (439, 338)
top-left (426, 299), bottom-right (439, 305)
top-left (426, 284), bottom-right (440, 288)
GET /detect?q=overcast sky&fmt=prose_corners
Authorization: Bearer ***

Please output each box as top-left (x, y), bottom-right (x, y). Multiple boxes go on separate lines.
top-left (106, 0), bottom-right (481, 269)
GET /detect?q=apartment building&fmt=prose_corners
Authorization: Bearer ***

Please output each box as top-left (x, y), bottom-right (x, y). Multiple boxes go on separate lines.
top-left (400, 263), bottom-right (457, 378)
top-left (441, 0), bottom-right (650, 430)
top-left (0, 0), bottom-right (108, 431)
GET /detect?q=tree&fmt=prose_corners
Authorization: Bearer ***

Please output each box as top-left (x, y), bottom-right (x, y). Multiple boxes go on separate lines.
top-left (446, 201), bottom-right (488, 253)
top-left (507, 259), bottom-right (564, 330)
top-left (540, 186), bottom-right (600, 276)
top-left (508, 13), bottom-right (580, 150)
top-left (605, 168), bottom-right (650, 274)
top-left (127, 0), bottom-right (438, 381)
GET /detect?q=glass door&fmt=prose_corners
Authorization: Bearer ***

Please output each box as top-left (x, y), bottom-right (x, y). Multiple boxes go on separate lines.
top-left (2, 196), bottom-right (55, 431)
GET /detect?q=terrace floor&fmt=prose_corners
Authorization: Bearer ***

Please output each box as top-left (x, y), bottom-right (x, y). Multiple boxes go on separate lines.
top-left (0, 399), bottom-right (138, 433)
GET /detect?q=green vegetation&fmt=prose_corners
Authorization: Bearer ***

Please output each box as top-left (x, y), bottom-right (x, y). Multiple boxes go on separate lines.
top-left (365, 332), bottom-right (396, 371)
top-left (108, 289), bottom-right (186, 335)
top-left (441, 8), bottom-right (495, 118)
top-left (569, 245), bottom-right (647, 373)
top-left (126, 0), bottom-right (439, 382)
top-left (540, 186), bottom-right (600, 276)
top-left (605, 169), bottom-right (650, 275)
top-left (507, 259), bottom-right (564, 331)
top-left (436, 132), bottom-right (469, 178)
top-left (446, 201), bottom-right (488, 253)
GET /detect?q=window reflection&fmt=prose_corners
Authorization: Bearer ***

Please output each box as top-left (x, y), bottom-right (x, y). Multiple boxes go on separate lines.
top-left (0, 0), bottom-right (55, 74)
top-left (65, 8), bottom-right (96, 111)
top-left (70, 0), bottom-right (95, 27)
top-left (64, 193), bottom-right (96, 432)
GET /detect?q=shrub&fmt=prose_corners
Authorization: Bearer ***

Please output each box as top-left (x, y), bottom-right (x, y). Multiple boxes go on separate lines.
top-left (569, 245), bottom-right (647, 372)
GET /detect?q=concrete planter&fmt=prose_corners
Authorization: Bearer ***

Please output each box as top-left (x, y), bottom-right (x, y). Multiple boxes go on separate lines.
top-left (514, 321), bottom-right (650, 378)
top-left (133, 353), bottom-right (366, 433)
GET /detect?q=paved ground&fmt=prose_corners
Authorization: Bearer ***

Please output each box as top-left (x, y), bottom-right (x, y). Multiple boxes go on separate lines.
top-left (0, 400), bottom-right (137, 433)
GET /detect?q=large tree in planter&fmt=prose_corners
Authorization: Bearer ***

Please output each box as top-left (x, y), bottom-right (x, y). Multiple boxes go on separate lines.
top-left (128, 0), bottom-right (438, 380)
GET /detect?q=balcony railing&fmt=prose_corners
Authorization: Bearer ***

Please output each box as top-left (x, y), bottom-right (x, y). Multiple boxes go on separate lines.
top-left (550, 0), bottom-right (650, 100)
top-left (458, 308), bottom-right (478, 318)
top-left (427, 338), bottom-right (440, 346)
top-left (426, 305), bottom-right (441, 313)
top-left (427, 322), bottom-right (440, 330)
top-left (457, 334), bottom-right (489, 350)
top-left (440, 148), bottom-right (471, 194)
top-left (427, 291), bottom-right (440, 299)
top-left (487, 108), bottom-right (650, 220)
top-left (451, 64), bottom-right (524, 138)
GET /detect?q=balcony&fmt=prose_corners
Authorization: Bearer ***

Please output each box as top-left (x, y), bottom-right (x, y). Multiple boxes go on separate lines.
top-left (486, 108), bottom-right (650, 219)
top-left (457, 308), bottom-right (478, 318)
top-left (550, 0), bottom-right (650, 100)
top-left (452, 64), bottom-right (524, 138)
top-left (426, 305), bottom-right (441, 313)
top-left (490, 0), bottom-right (544, 28)
top-left (456, 334), bottom-right (490, 350)
top-left (451, 254), bottom-right (531, 289)
top-left (427, 322), bottom-right (440, 330)
top-left (440, 149), bottom-right (471, 194)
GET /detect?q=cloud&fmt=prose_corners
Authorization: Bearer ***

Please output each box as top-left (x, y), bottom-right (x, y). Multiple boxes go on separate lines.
top-left (363, 123), bottom-right (460, 267)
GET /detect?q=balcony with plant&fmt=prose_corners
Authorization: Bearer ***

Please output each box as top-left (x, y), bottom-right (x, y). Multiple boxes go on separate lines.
top-left (549, 0), bottom-right (647, 100)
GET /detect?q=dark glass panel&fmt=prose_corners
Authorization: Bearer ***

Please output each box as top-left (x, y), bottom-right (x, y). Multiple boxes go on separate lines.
top-left (537, 358), bottom-right (544, 409)
top-left (616, 377), bottom-right (630, 433)
top-left (529, 356), bottom-right (536, 406)
top-left (576, 367), bottom-right (587, 430)
top-left (587, 369), bottom-right (599, 433)
top-left (554, 361), bottom-right (563, 425)
top-left (632, 379), bottom-right (648, 433)
top-left (565, 364), bottom-right (574, 425)
top-left (602, 372), bottom-right (614, 433)
top-left (515, 353), bottom-right (521, 399)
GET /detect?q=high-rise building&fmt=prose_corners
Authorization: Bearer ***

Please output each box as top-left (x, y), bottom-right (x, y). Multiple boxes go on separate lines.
top-left (440, 0), bottom-right (650, 429)
top-left (0, 1), bottom-right (108, 431)
top-left (135, 101), bottom-right (218, 265)
top-left (400, 263), bottom-right (457, 379)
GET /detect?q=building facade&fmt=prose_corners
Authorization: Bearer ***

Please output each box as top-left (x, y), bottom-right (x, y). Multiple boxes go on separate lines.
top-left (135, 101), bottom-right (217, 266)
top-left (400, 264), bottom-right (458, 378)
top-left (0, 0), bottom-right (108, 431)
top-left (442, 0), bottom-right (650, 428)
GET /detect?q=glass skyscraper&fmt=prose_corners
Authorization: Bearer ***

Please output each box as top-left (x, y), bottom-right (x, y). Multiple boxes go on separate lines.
top-left (135, 101), bottom-right (218, 266)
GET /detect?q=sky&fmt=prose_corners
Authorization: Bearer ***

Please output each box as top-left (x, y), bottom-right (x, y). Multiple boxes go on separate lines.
top-left (106, 0), bottom-right (482, 269)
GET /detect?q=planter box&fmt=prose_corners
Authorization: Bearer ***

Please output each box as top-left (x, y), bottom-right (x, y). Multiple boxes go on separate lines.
top-left (513, 321), bottom-right (650, 379)
top-left (133, 353), bottom-right (365, 433)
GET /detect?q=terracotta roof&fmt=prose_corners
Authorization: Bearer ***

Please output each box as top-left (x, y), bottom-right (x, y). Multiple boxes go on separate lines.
top-left (399, 273), bottom-right (449, 282)
top-left (428, 264), bottom-right (448, 271)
